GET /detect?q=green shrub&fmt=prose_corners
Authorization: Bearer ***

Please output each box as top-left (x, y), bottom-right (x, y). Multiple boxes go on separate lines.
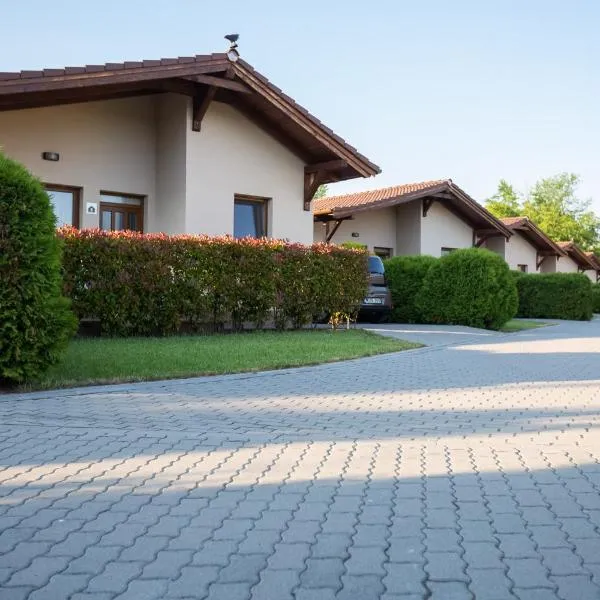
top-left (59, 230), bottom-right (368, 336)
top-left (339, 241), bottom-right (367, 250)
top-left (384, 255), bottom-right (437, 323)
top-left (0, 153), bottom-right (77, 384)
top-left (516, 273), bottom-right (593, 320)
top-left (416, 248), bottom-right (518, 330)
top-left (593, 283), bottom-right (600, 314)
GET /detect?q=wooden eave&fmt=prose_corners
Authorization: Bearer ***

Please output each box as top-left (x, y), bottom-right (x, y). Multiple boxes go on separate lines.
top-left (0, 54), bottom-right (379, 187)
top-left (507, 221), bottom-right (566, 256)
top-left (559, 243), bottom-right (597, 270)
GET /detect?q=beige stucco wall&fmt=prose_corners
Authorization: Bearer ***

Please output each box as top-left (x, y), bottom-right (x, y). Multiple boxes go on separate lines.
top-left (185, 101), bottom-right (311, 243)
top-left (539, 256), bottom-right (558, 273)
top-left (313, 207), bottom-right (397, 252)
top-left (0, 95), bottom-right (313, 243)
top-left (420, 200), bottom-right (474, 257)
top-left (396, 201), bottom-right (421, 255)
top-left (504, 232), bottom-right (538, 272)
top-left (0, 97), bottom-right (157, 229)
top-left (153, 94), bottom-right (187, 234)
top-left (556, 255), bottom-right (580, 273)
top-left (484, 236), bottom-right (506, 259)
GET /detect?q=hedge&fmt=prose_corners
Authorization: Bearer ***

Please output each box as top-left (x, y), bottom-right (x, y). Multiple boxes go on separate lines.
top-left (0, 154), bottom-right (77, 384)
top-left (593, 283), bottom-right (600, 314)
top-left (417, 248), bottom-right (518, 330)
top-left (384, 255), bottom-right (437, 323)
top-left (58, 228), bottom-right (368, 336)
top-left (516, 273), bottom-right (593, 321)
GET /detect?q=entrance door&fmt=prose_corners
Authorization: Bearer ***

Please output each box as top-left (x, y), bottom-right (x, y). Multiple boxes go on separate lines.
top-left (99, 192), bottom-right (144, 232)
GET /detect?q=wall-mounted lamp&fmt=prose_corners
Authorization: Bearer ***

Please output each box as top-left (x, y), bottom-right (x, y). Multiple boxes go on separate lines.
top-left (351, 232), bottom-right (360, 238)
top-left (42, 152), bottom-right (59, 162)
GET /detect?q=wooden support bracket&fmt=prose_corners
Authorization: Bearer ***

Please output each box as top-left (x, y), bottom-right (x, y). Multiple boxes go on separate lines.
top-left (304, 169), bottom-right (325, 211)
top-left (536, 254), bottom-right (546, 270)
top-left (325, 219), bottom-right (344, 243)
top-left (192, 85), bottom-right (217, 131)
top-left (422, 197), bottom-right (434, 217)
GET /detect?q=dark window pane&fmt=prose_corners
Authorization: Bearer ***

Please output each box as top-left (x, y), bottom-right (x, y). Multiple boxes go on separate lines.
top-left (234, 200), bottom-right (265, 238)
top-left (99, 193), bottom-right (142, 206)
top-left (128, 212), bottom-right (138, 231)
top-left (101, 210), bottom-right (112, 230)
top-left (114, 212), bottom-right (125, 231)
top-left (47, 190), bottom-right (74, 226)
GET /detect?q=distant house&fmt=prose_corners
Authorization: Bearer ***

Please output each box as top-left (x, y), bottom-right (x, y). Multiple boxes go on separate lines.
top-left (313, 179), bottom-right (511, 259)
top-left (0, 52), bottom-right (378, 244)
top-left (584, 253), bottom-right (600, 283)
top-left (556, 242), bottom-right (597, 280)
top-left (487, 217), bottom-right (565, 273)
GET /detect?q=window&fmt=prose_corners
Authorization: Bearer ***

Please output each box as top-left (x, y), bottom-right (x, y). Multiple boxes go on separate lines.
top-left (234, 195), bottom-right (268, 238)
top-left (99, 192), bottom-right (144, 232)
top-left (518, 264), bottom-right (528, 273)
top-left (45, 184), bottom-right (80, 227)
top-left (441, 247), bottom-right (457, 256)
top-left (373, 247), bottom-right (393, 260)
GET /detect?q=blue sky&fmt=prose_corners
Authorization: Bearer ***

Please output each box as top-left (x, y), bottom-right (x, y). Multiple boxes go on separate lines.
top-left (1, 1), bottom-right (598, 209)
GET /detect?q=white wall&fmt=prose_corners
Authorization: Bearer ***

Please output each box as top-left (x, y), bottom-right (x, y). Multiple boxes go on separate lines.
top-left (315, 207), bottom-right (397, 252)
top-left (396, 201), bottom-right (421, 255)
top-left (484, 236), bottom-right (506, 259)
top-left (185, 101), bottom-right (312, 243)
top-left (0, 97), bottom-right (157, 229)
top-left (420, 200), bottom-right (474, 257)
top-left (504, 232), bottom-right (538, 272)
top-left (556, 255), bottom-right (580, 273)
top-left (154, 94), bottom-right (187, 234)
top-left (539, 256), bottom-right (558, 273)
top-left (584, 269), bottom-right (598, 283)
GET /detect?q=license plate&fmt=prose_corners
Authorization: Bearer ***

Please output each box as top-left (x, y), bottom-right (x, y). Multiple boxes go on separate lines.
top-left (363, 297), bottom-right (384, 305)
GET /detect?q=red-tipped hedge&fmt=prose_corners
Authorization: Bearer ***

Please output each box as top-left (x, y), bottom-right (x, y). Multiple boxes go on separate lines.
top-left (58, 228), bottom-right (368, 336)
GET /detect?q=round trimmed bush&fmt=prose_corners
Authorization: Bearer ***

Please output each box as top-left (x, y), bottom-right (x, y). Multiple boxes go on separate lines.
top-left (593, 283), bottom-right (600, 315)
top-left (0, 153), bottom-right (77, 384)
top-left (416, 248), bottom-right (518, 330)
top-left (384, 255), bottom-right (437, 323)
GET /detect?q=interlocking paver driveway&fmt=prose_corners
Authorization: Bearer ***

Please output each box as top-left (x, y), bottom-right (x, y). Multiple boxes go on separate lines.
top-left (1, 319), bottom-right (600, 599)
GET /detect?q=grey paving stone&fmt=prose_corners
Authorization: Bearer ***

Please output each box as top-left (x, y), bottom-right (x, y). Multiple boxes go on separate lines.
top-left (218, 554), bottom-right (267, 584)
top-left (0, 541), bottom-right (51, 568)
top-left (462, 541), bottom-right (503, 569)
top-left (205, 582), bottom-right (252, 600)
top-left (140, 550), bottom-right (192, 579)
top-left (238, 529), bottom-right (281, 555)
top-left (250, 569), bottom-right (299, 600)
top-left (66, 545), bottom-right (122, 574)
top-left (529, 525), bottom-right (570, 549)
top-left (294, 588), bottom-right (337, 600)
top-left (337, 574), bottom-right (385, 600)
top-left (514, 590), bottom-right (560, 600)
top-left (542, 547), bottom-right (587, 576)
top-left (87, 561), bottom-right (143, 594)
top-left (424, 528), bottom-right (461, 552)
top-left (550, 574), bottom-right (600, 600)
top-left (383, 562), bottom-right (426, 594)
top-left (299, 557), bottom-right (345, 589)
top-left (114, 579), bottom-right (169, 600)
top-left (428, 581), bottom-right (473, 599)
top-left (166, 565), bottom-right (219, 598)
top-left (467, 567), bottom-right (514, 600)
top-left (121, 535), bottom-right (171, 561)
top-left (5, 556), bottom-right (70, 587)
top-left (353, 523), bottom-right (388, 547)
top-left (0, 588), bottom-right (35, 600)
top-left (425, 552), bottom-right (469, 582)
top-left (387, 536), bottom-right (424, 563)
top-left (28, 574), bottom-right (89, 600)
top-left (311, 533), bottom-right (352, 558)
top-left (192, 540), bottom-right (238, 567)
top-left (344, 546), bottom-right (387, 576)
top-left (505, 558), bottom-right (554, 589)
top-left (281, 520), bottom-right (320, 544)
top-left (167, 526), bottom-right (212, 551)
top-left (267, 543), bottom-right (310, 570)
top-left (389, 516), bottom-right (423, 538)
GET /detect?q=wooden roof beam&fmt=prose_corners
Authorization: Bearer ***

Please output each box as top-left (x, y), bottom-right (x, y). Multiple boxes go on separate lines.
top-left (305, 159), bottom-right (347, 173)
top-left (184, 74), bottom-right (251, 93)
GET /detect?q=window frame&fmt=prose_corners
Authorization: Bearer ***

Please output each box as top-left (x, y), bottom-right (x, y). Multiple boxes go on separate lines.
top-left (99, 190), bottom-right (145, 233)
top-left (441, 247), bottom-right (458, 257)
top-left (517, 264), bottom-right (528, 273)
top-left (234, 194), bottom-right (269, 239)
top-left (373, 246), bottom-right (393, 260)
top-left (44, 183), bottom-right (81, 228)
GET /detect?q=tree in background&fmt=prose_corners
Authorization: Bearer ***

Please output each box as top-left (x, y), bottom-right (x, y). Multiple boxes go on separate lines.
top-left (313, 184), bottom-right (328, 199)
top-left (485, 173), bottom-right (600, 251)
top-left (486, 179), bottom-right (521, 218)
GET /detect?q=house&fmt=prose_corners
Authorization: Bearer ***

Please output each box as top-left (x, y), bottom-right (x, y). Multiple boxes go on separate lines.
top-left (0, 51), bottom-right (379, 244)
top-left (556, 242), bottom-right (597, 280)
top-left (486, 217), bottom-right (565, 273)
top-left (313, 179), bottom-right (511, 258)
top-left (584, 253), bottom-right (600, 283)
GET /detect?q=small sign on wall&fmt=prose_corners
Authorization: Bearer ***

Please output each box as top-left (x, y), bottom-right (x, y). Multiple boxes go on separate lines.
top-left (86, 202), bottom-right (98, 215)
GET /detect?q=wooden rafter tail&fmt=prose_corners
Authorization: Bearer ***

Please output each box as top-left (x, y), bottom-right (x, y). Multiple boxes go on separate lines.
top-left (192, 85), bottom-right (217, 132)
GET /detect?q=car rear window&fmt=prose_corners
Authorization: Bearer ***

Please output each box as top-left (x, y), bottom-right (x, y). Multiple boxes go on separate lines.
top-left (368, 256), bottom-right (385, 274)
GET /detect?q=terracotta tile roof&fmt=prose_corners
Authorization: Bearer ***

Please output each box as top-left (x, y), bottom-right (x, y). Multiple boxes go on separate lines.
top-left (499, 217), bottom-right (564, 255)
top-left (557, 241), bottom-right (596, 269)
top-left (0, 53), bottom-right (379, 181)
top-left (313, 179), bottom-right (449, 215)
top-left (585, 252), bottom-right (600, 269)
top-left (0, 54), bottom-right (228, 81)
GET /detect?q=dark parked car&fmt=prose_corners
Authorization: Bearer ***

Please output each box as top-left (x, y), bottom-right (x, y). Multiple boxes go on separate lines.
top-left (358, 256), bottom-right (392, 322)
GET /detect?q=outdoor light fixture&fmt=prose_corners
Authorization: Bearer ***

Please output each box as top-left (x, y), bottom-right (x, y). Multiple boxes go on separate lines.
top-left (42, 151), bottom-right (59, 161)
top-left (351, 232), bottom-right (360, 238)
top-left (225, 33), bottom-right (240, 62)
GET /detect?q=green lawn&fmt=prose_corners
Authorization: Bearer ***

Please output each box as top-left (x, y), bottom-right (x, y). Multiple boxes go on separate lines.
top-left (24, 329), bottom-right (421, 391)
top-left (500, 319), bottom-right (554, 333)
